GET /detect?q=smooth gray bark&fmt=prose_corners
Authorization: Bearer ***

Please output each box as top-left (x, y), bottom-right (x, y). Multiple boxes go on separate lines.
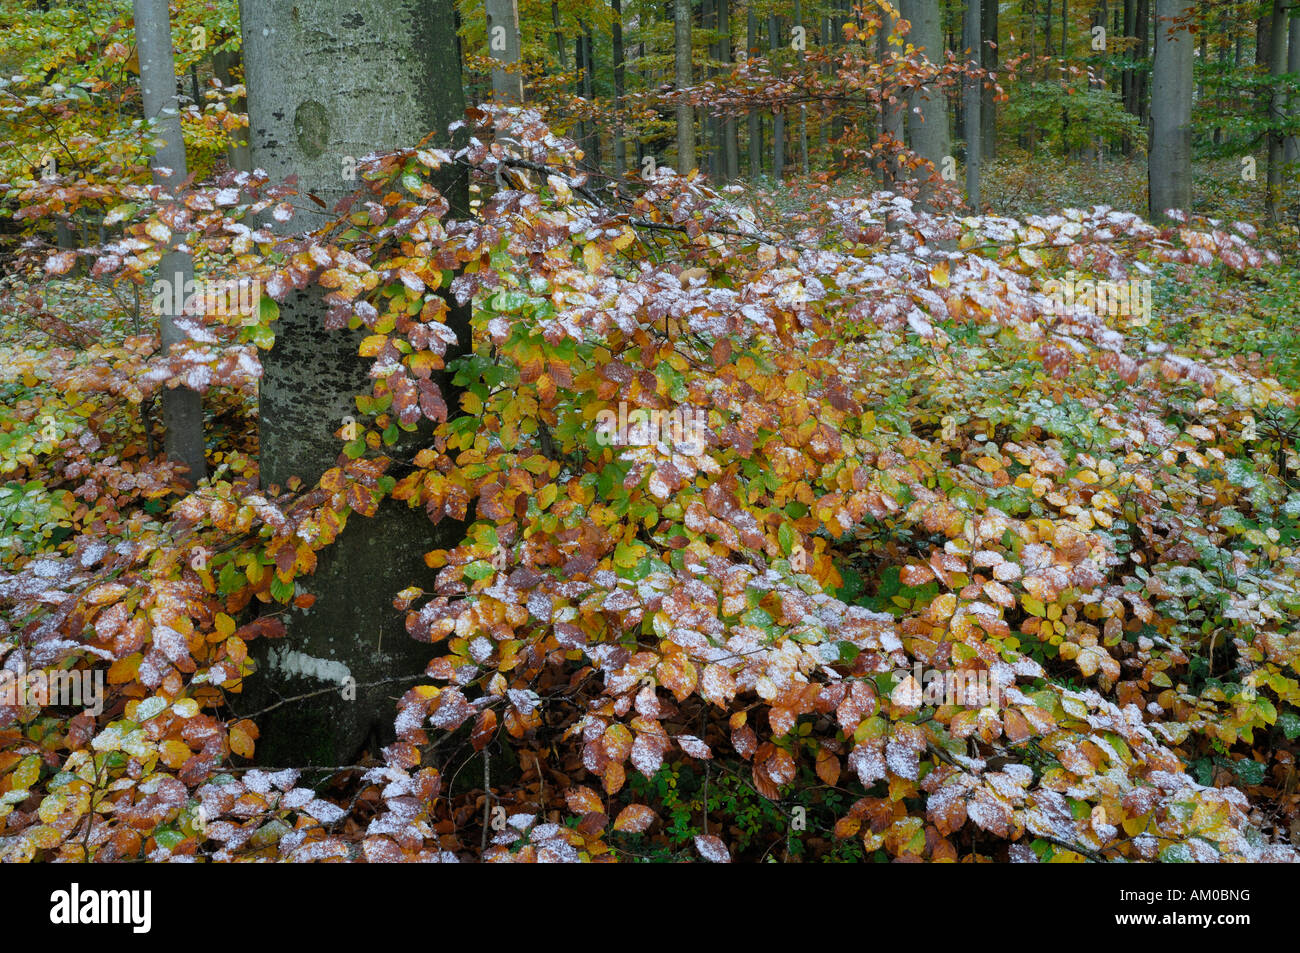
top-left (794, 0), bottom-right (809, 175)
top-left (980, 0), bottom-right (997, 159)
top-left (1287, 12), bottom-right (1299, 164)
top-left (613, 0), bottom-right (626, 177)
top-left (880, 4), bottom-right (905, 184)
top-left (1266, 0), bottom-right (1288, 220)
top-left (675, 0), bottom-right (697, 172)
top-left (718, 0), bottom-right (740, 179)
top-left (1148, 0), bottom-right (1194, 221)
top-left (212, 48), bottom-right (252, 172)
top-left (747, 7), bottom-right (762, 176)
top-left (238, 0), bottom-right (469, 768)
top-left (486, 0), bottom-right (525, 102)
top-left (900, 0), bottom-right (951, 193)
top-left (133, 0), bottom-right (207, 483)
top-left (963, 0), bottom-right (982, 207)
top-left (770, 14), bottom-right (785, 178)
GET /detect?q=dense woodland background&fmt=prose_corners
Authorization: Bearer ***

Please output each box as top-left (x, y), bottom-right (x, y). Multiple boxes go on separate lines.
top-left (0, 0), bottom-right (1299, 863)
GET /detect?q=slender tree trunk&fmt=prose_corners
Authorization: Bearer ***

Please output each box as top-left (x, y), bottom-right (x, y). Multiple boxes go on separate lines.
top-left (1122, 0), bottom-right (1134, 114)
top-left (747, 7), bottom-right (763, 176)
top-left (770, 14), bottom-right (785, 178)
top-left (901, 0), bottom-right (952, 200)
top-left (880, 4), bottom-right (904, 185)
top-left (583, 22), bottom-right (601, 166)
top-left (553, 0), bottom-right (568, 68)
top-left (820, 12), bottom-right (833, 157)
top-left (1136, 0), bottom-right (1151, 127)
top-left (1148, 0), bottom-right (1194, 221)
top-left (831, 0), bottom-right (847, 154)
top-left (133, 0), bottom-right (207, 483)
top-left (964, 0), bottom-right (982, 207)
top-left (1266, 0), bottom-right (1288, 220)
top-left (981, 0), bottom-right (998, 160)
top-left (1044, 0), bottom-right (1053, 73)
top-left (612, 0), bottom-right (626, 177)
top-left (719, 0), bottom-right (740, 179)
top-left (212, 48), bottom-right (252, 172)
top-left (485, 0), bottom-right (524, 101)
top-left (238, 0), bottom-right (468, 767)
top-left (675, 0), bottom-right (697, 172)
top-left (1257, 6), bottom-right (1273, 69)
top-left (1286, 11), bottom-right (1300, 164)
top-left (794, 0), bottom-right (809, 175)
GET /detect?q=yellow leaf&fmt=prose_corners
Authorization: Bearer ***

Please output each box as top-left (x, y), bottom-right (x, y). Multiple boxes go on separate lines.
top-left (359, 334), bottom-right (388, 357)
top-left (538, 483), bottom-right (558, 510)
top-left (12, 754), bottom-right (40, 790)
top-left (24, 825), bottom-right (64, 849)
top-left (159, 740), bottom-right (191, 769)
top-left (230, 721), bottom-right (256, 759)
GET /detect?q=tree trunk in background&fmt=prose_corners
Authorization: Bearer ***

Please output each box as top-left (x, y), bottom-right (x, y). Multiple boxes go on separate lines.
top-left (212, 48), bottom-right (252, 172)
top-left (612, 0), bottom-right (626, 178)
top-left (770, 14), bottom-right (785, 178)
top-left (675, 0), bottom-right (696, 172)
top-left (1256, 6), bottom-right (1272, 69)
top-left (552, 0), bottom-right (568, 68)
top-left (831, 0), bottom-right (846, 155)
top-left (963, 0), bottom-right (982, 208)
top-left (901, 0), bottom-right (951, 201)
top-left (704, 0), bottom-right (720, 180)
top-left (133, 0), bottom-right (207, 484)
top-left (1286, 11), bottom-right (1299, 164)
top-left (1148, 0), bottom-right (1194, 221)
top-left (1044, 0), bottom-right (1053, 72)
top-left (794, 0), bottom-right (809, 175)
top-left (1122, 0), bottom-right (1134, 113)
top-left (879, 4), bottom-right (904, 185)
top-left (1266, 0), bottom-right (1288, 221)
top-left (1136, 0), bottom-right (1150, 127)
top-left (582, 23), bottom-right (601, 167)
top-left (748, 7), bottom-right (763, 176)
top-left (820, 12), bottom-right (833, 156)
top-left (719, 0), bottom-right (740, 179)
top-left (980, 0), bottom-right (997, 160)
top-left (238, 0), bottom-right (469, 767)
top-left (485, 0), bottom-right (524, 101)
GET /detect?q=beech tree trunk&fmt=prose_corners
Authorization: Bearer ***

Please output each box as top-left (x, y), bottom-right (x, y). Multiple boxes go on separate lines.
top-left (794, 0), bottom-right (809, 175)
top-left (963, 0), bottom-right (982, 207)
top-left (1287, 11), bottom-right (1299, 164)
top-left (1266, 0), bottom-right (1288, 220)
top-left (719, 0), bottom-right (740, 179)
top-left (133, 0), bottom-right (207, 483)
top-left (748, 6), bottom-right (762, 176)
top-left (980, 0), bottom-right (997, 160)
top-left (238, 0), bottom-right (468, 768)
top-left (770, 14), bottom-right (785, 178)
top-left (1148, 0), bottom-right (1194, 221)
top-left (675, 0), bottom-right (696, 173)
top-left (485, 0), bottom-right (525, 102)
top-left (211, 48), bottom-right (252, 173)
top-left (879, 3), bottom-right (904, 185)
top-left (900, 0), bottom-right (951, 196)
top-left (612, 0), bottom-right (626, 177)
